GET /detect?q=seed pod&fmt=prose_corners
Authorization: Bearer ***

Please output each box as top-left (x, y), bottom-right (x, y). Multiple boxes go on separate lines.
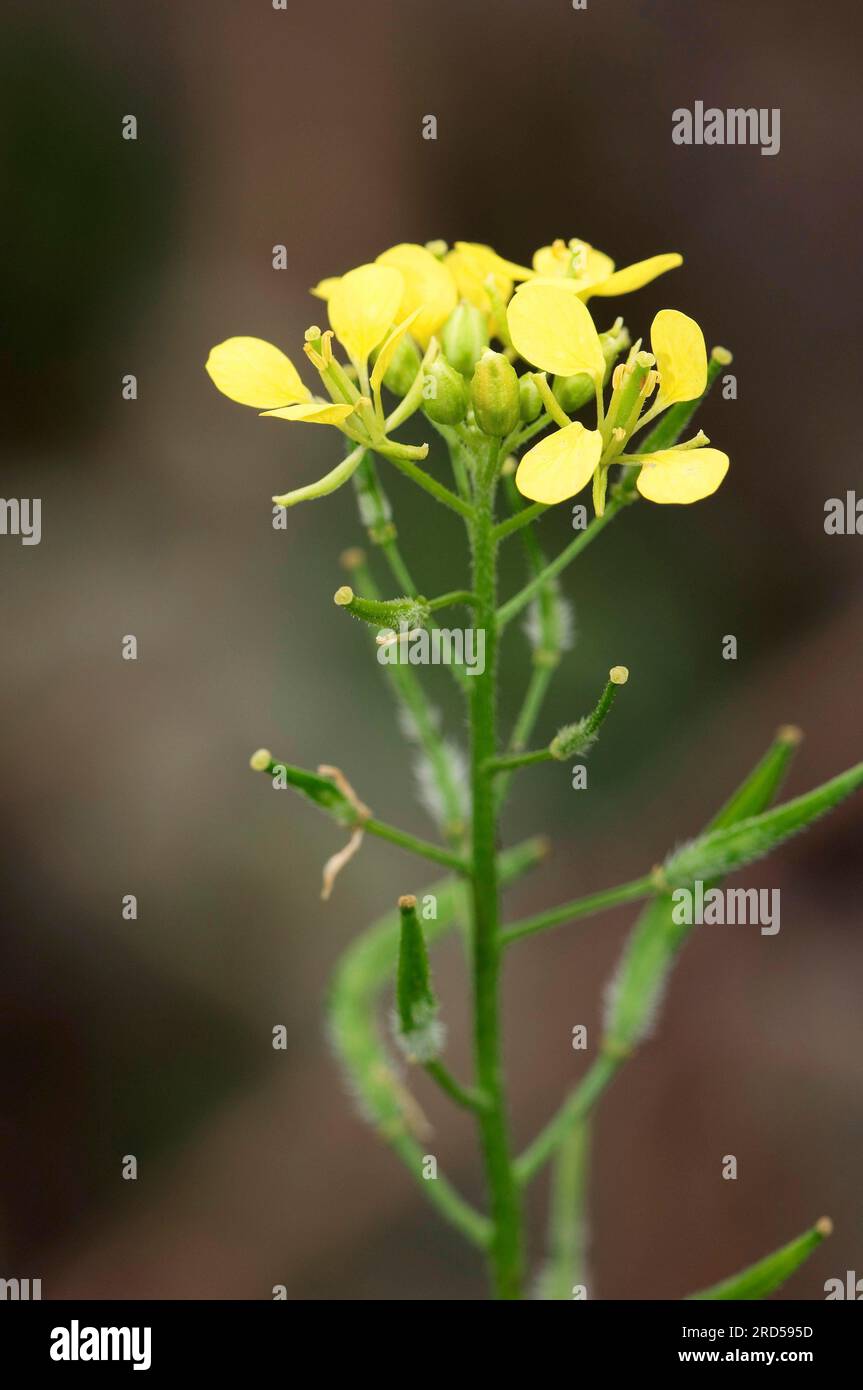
top-left (333, 586), bottom-right (429, 630)
top-left (394, 896), bottom-right (442, 1062)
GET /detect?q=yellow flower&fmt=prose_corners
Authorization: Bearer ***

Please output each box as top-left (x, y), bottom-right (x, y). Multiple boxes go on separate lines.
top-left (649, 308), bottom-right (707, 408)
top-left (327, 262), bottom-right (404, 372)
top-left (509, 291), bottom-right (728, 507)
top-left (515, 421), bottom-right (603, 505)
top-left (205, 337), bottom-right (311, 409)
top-left (375, 244), bottom-right (458, 348)
top-left (313, 244), bottom-right (458, 353)
top-left (634, 446), bottom-right (728, 504)
top-left (629, 313), bottom-right (728, 504)
top-left (508, 280), bottom-right (607, 381)
top-left (530, 238), bottom-right (682, 302)
top-left (444, 241), bottom-right (531, 333)
top-left (205, 336), bottom-right (355, 427)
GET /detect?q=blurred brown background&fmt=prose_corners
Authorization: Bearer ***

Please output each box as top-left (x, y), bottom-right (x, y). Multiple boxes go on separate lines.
top-left (1, 0), bottom-right (861, 1300)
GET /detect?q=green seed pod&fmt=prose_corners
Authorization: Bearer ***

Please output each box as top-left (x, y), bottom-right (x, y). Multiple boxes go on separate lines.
top-left (518, 374), bottom-right (543, 423)
top-left (334, 586), bottom-right (429, 630)
top-left (441, 301), bottom-right (489, 377)
top-left (470, 350), bottom-right (520, 437)
top-left (421, 357), bottom-right (468, 425)
top-left (553, 322), bottom-right (632, 413)
top-left (395, 896), bottom-right (442, 1062)
top-left (381, 333), bottom-right (422, 397)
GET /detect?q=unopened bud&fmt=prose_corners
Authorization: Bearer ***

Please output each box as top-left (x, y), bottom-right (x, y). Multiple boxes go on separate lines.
top-left (470, 349), bottom-right (520, 437)
top-left (553, 371), bottom-right (595, 414)
top-left (381, 333), bottom-right (422, 397)
top-left (422, 357), bottom-right (468, 425)
top-left (553, 321), bottom-right (631, 413)
top-left (441, 301), bottom-right (489, 377)
top-left (518, 374), bottom-right (543, 423)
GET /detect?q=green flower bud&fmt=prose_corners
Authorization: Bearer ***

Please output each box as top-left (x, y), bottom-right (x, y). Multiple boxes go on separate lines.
top-left (380, 334), bottom-right (422, 397)
top-left (552, 322), bottom-right (632, 413)
top-left (518, 374), bottom-right (543, 423)
top-left (421, 357), bottom-right (468, 425)
top-left (552, 370), bottom-right (595, 414)
top-left (470, 350), bottom-right (520, 437)
top-left (441, 301), bottom-right (489, 377)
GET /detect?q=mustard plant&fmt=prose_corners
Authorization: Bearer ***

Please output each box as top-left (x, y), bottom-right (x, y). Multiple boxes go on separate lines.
top-left (208, 238), bottom-right (859, 1300)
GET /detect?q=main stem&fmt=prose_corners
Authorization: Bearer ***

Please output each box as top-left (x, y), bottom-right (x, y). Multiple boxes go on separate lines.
top-left (468, 445), bottom-right (524, 1299)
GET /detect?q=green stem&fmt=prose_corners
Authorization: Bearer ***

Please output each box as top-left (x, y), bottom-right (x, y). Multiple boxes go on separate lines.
top-left (424, 1060), bottom-right (489, 1113)
top-left (327, 839), bottom-right (547, 1256)
top-left (346, 531), bottom-right (466, 848)
top-left (468, 441), bottom-right (524, 1298)
top-left (501, 873), bottom-right (656, 947)
top-left (495, 476), bottom-right (564, 812)
top-left (364, 817), bottom-right (467, 873)
top-left (385, 452), bottom-right (474, 519)
top-left (428, 589), bottom-right (475, 611)
top-left (486, 747), bottom-right (552, 775)
top-left (492, 501), bottom-right (549, 543)
top-left (537, 1118), bottom-right (592, 1299)
top-left (516, 1053), bottom-right (621, 1185)
top-left (382, 538), bottom-right (417, 595)
top-left (497, 499), bottom-right (625, 629)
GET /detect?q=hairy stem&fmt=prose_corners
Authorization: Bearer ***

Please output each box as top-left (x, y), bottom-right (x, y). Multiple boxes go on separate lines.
top-left (497, 499), bottom-right (626, 629)
top-left (501, 873), bottom-right (656, 947)
top-left (537, 1118), bottom-right (592, 1299)
top-left (468, 443), bottom-right (524, 1298)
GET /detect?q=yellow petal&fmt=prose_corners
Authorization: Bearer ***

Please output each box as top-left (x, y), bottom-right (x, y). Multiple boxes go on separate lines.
top-left (370, 309), bottom-right (422, 396)
top-left (444, 250), bottom-right (511, 334)
top-left (328, 263), bottom-right (404, 367)
top-left (650, 308), bottom-right (708, 408)
top-left (507, 281), bottom-right (605, 379)
top-left (311, 276), bottom-right (341, 301)
top-left (261, 402), bottom-right (355, 425)
top-left (635, 447), bottom-right (728, 504)
top-left (531, 241), bottom-right (615, 292)
top-left (376, 244), bottom-right (457, 348)
top-left (584, 253), bottom-right (683, 300)
top-left (205, 337), bottom-right (311, 409)
top-left (514, 421), bottom-right (603, 504)
top-left (453, 241), bottom-right (533, 282)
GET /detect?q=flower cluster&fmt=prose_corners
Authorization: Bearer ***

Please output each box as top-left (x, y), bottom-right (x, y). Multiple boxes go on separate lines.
top-left (206, 237), bottom-right (728, 513)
